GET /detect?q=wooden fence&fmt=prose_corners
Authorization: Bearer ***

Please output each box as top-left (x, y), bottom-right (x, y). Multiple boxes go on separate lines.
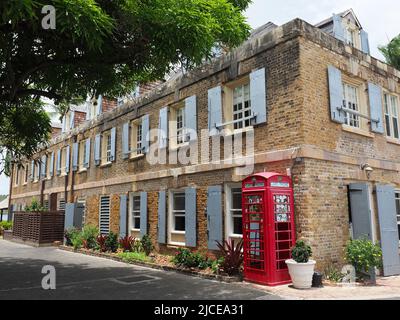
top-left (12, 211), bottom-right (65, 245)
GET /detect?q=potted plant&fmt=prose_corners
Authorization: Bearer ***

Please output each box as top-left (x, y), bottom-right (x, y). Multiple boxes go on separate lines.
top-left (286, 240), bottom-right (316, 289)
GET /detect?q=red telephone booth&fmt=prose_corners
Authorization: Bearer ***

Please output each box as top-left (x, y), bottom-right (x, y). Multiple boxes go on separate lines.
top-left (242, 172), bottom-right (296, 286)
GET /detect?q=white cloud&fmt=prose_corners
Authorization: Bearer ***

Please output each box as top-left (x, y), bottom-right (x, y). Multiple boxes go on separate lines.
top-left (245, 0), bottom-right (400, 60)
top-left (0, 174), bottom-right (9, 195)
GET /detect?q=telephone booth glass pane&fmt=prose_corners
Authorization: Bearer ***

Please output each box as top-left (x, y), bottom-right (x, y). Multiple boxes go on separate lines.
top-left (243, 193), bottom-right (265, 271)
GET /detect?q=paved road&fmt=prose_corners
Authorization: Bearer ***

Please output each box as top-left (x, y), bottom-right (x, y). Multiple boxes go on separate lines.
top-left (0, 240), bottom-right (279, 300)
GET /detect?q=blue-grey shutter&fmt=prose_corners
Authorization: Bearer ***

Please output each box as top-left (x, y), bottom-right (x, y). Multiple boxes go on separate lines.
top-left (207, 186), bottom-right (223, 250)
top-left (185, 187), bottom-right (197, 247)
top-left (41, 155), bottom-right (47, 178)
top-left (158, 191), bottom-right (167, 244)
top-left (84, 139), bottom-right (91, 168)
top-left (185, 96), bottom-right (197, 141)
top-left (142, 115), bottom-right (150, 153)
top-left (159, 107), bottom-right (168, 149)
top-left (376, 185), bottom-right (400, 276)
top-left (119, 194), bottom-right (127, 238)
top-left (140, 191), bottom-right (148, 237)
top-left (64, 203), bottom-right (75, 230)
top-left (360, 30), bottom-right (370, 55)
top-left (332, 14), bottom-right (345, 42)
top-left (72, 142), bottom-right (78, 171)
top-left (69, 111), bottom-right (75, 129)
top-left (94, 134), bottom-right (101, 166)
top-left (122, 122), bottom-right (130, 159)
top-left (49, 152), bottom-right (54, 177)
top-left (110, 127), bottom-right (116, 162)
top-left (30, 160), bottom-right (34, 180)
top-left (56, 150), bottom-right (61, 175)
top-left (368, 83), bottom-right (384, 134)
top-left (208, 86), bottom-right (222, 135)
top-left (96, 95), bottom-right (103, 116)
top-left (65, 145), bottom-right (70, 174)
top-left (328, 66), bottom-right (345, 124)
top-left (250, 68), bottom-right (267, 125)
top-left (349, 184), bottom-right (373, 240)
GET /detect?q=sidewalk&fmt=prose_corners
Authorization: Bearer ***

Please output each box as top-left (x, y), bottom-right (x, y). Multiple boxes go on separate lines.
top-left (248, 276), bottom-right (400, 300)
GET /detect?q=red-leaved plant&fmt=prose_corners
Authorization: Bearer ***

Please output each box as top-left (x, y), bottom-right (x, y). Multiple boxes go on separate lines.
top-left (119, 236), bottom-right (135, 252)
top-left (216, 239), bottom-right (244, 276)
top-left (97, 234), bottom-right (108, 252)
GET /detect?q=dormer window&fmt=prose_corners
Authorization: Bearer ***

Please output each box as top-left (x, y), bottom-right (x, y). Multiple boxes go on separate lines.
top-left (344, 27), bottom-right (355, 47)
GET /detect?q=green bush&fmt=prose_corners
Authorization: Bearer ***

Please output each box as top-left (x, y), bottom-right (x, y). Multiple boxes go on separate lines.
top-left (324, 265), bottom-right (345, 283)
top-left (141, 234), bottom-right (154, 256)
top-left (64, 227), bottom-right (80, 246)
top-left (70, 232), bottom-right (83, 250)
top-left (291, 240), bottom-right (312, 263)
top-left (0, 221), bottom-right (13, 231)
top-left (132, 238), bottom-right (143, 253)
top-left (105, 232), bottom-right (118, 253)
top-left (117, 251), bottom-right (151, 263)
top-left (211, 258), bottom-right (225, 274)
top-left (25, 198), bottom-right (46, 212)
top-left (172, 248), bottom-right (208, 269)
top-left (81, 225), bottom-right (99, 249)
top-left (345, 238), bottom-right (382, 274)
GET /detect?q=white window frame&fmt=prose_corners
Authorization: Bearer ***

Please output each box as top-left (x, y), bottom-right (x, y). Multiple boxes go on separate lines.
top-left (130, 119), bottom-right (144, 158)
top-left (60, 148), bottom-right (67, 175)
top-left (14, 166), bottom-right (19, 186)
top-left (384, 93), bottom-right (400, 140)
top-left (24, 164), bottom-right (28, 184)
top-left (342, 83), bottom-right (361, 129)
top-left (79, 139), bottom-right (87, 171)
top-left (101, 131), bottom-right (112, 165)
top-left (232, 83), bottom-right (252, 131)
top-left (168, 190), bottom-right (186, 246)
top-left (395, 190), bottom-right (400, 246)
top-left (169, 103), bottom-right (188, 150)
top-left (224, 183), bottom-right (243, 241)
top-left (129, 193), bottom-right (141, 232)
top-left (77, 197), bottom-right (86, 226)
top-left (34, 161), bottom-right (40, 182)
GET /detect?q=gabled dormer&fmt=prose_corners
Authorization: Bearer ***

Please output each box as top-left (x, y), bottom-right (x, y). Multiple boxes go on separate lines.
top-left (315, 9), bottom-right (370, 55)
top-left (61, 104), bottom-right (88, 133)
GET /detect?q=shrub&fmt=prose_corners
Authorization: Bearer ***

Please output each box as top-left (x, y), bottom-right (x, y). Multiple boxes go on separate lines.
top-left (216, 239), bottom-right (244, 276)
top-left (105, 232), bottom-right (118, 253)
top-left (324, 265), bottom-right (345, 283)
top-left (81, 225), bottom-right (99, 249)
top-left (70, 232), bottom-right (83, 250)
top-left (132, 238), bottom-right (143, 253)
top-left (64, 227), bottom-right (80, 247)
top-left (96, 234), bottom-right (108, 252)
top-left (141, 234), bottom-right (154, 256)
top-left (25, 198), bottom-right (45, 212)
top-left (211, 258), bottom-right (225, 274)
top-left (345, 238), bottom-right (382, 274)
top-left (0, 221), bottom-right (13, 231)
top-left (119, 236), bottom-right (135, 252)
top-left (172, 248), bottom-right (208, 269)
top-left (117, 251), bottom-right (151, 263)
top-left (291, 240), bottom-right (312, 263)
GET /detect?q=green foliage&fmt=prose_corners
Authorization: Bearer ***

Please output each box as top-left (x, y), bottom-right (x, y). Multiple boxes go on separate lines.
top-left (344, 238), bottom-right (382, 273)
top-left (324, 265), bottom-right (345, 283)
top-left (119, 235), bottom-right (135, 252)
top-left (379, 35), bottom-right (400, 70)
top-left (141, 234), bottom-right (154, 256)
top-left (64, 227), bottom-right (79, 246)
top-left (105, 231), bottom-right (118, 253)
top-left (216, 239), bottom-right (243, 276)
top-left (211, 258), bottom-right (225, 274)
top-left (0, 221), bottom-right (13, 231)
top-left (81, 225), bottom-right (99, 249)
top-left (117, 251), bottom-right (151, 263)
top-left (132, 238), bottom-right (143, 253)
top-left (291, 240), bottom-right (312, 263)
top-left (172, 248), bottom-right (209, 269)
top-left (0, 0), bottom-right (251, 166)
top-left (25, 198), bottom-right (46, 212)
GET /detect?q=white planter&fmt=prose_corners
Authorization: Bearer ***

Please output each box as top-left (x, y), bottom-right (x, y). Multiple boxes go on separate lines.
top-left (285, 259), bottom-right (316, 289)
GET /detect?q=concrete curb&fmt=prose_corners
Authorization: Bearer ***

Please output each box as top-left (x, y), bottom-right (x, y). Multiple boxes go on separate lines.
top-left (58, 245), bottom-right (243, 284)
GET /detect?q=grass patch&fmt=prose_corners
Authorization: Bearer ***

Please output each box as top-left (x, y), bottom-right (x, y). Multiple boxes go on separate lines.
top-left (117, 251), bottom-right (152, 263)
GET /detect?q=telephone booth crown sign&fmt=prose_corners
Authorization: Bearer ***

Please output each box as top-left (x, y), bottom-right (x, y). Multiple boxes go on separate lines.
top-left (242, 172), bottom-right (296, 286)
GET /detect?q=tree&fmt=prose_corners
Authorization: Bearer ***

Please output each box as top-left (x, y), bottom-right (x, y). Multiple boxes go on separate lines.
top-left (0, 0), bottom-right (251, 173)
top-left (379, 35), bottom-right (400, 70)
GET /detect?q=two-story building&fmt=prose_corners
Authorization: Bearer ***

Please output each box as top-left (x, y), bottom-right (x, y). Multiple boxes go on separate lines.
top-left (9, 9), bottom-right (400, 275)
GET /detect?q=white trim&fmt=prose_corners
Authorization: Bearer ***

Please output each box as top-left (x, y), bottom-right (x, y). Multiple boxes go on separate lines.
top-left (128, 192), bottom-right (141, 232)
top-left (395, 190), bottom-right (400, 247)
top-left (168, 190), bottom-right (186, 246)
top-left (224, 183), bottom-right (243, 241)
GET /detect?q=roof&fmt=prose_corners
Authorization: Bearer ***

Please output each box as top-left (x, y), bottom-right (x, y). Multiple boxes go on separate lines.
top-left (0, 196), bottom-right (9, 210)
top-left (250, 22), bottom-right (278, 38)
top-left (315, 8), bottom-right (363, 29)
top-left (246, 172), bottom-right (282, 180)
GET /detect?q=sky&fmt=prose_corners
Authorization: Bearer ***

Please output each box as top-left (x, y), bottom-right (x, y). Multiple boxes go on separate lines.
top-left (0, 0), bottom-right (398, 195)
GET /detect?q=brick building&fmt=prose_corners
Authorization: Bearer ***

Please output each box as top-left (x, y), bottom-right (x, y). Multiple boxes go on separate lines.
top-left (9, 10), bottom-right (400, 275)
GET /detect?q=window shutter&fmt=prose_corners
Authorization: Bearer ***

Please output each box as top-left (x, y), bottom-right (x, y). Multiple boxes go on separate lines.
top-left (328, 66), bottom-right (345, 124)
top-left (332, 14), bottom-right (345, 41)
top-left (122, 122), bottom-right (130, 159)
top-left (368, 83), bottom-right (384, 133)
top-left (360, 30), bottom-right (370, 55)
top-left (41, 155), bottom-right (47, 178)
top-left (185, 95), bottom-right (197, 141)
top-left (69, 111), bottom-right (75, 129)
top-left (64, 203), bottom-right (75, 230)
top-left (110, 127), bottom-right (116, 162)
top-left (158, 191), bottom-right (167, 244)
top-left (208, 86), bottom-right (222, 135)
top-left (376, 185), bottom-right (400, 276)
top-left (99, 196), bottom-right (110, 235)
top-left (142, 114), bottom-right (150, 153)
top-left (49, 152), bottom-right (54, 177)
top-left (84, 139), bottom-right (91, 169)
top-left (65, 145), bottom-right (70, 174)
top-left (207, 186), bottom-right (223, 250)
top-left (56, 150), bottom-right (61, 175)
top-left (61, 115), bottom-right (66, 133)
top-left (119, 194), bottom-right (127, 238)
top-left (158, 107), bottom-right (168, 149)
top-left (349, 184), bottom-right (373, 240)
top-left (250, 68), bottom-right (267, 125)
top-left (140, 191), bottom-right (148, 237)
top-left (30, 160), bottom-right (34, 180)
top-left (96, 95), bottom-right (103, 116)
top-left (94, 134), bottom-right (101, 166)
top-left (72, 142), bottom-right (78, 171)
top-left (185, 187), bottom-right (197, 247)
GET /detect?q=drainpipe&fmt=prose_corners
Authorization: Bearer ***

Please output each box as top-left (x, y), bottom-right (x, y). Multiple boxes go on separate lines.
top-left (8, 162), bottom-right (14, 221)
